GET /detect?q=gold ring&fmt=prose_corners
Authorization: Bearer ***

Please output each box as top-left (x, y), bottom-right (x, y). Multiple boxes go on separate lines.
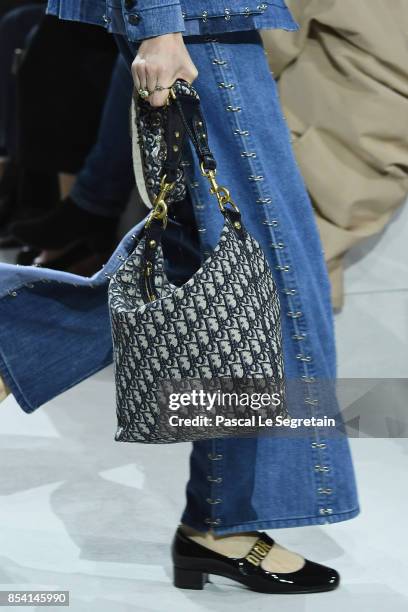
top-left (138, 88), bottom-right (151, 99)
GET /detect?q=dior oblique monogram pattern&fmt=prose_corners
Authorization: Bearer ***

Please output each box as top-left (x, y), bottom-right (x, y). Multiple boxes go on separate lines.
top-left (134, 80), bottom-right (199, 206)
top-left (109, 219), bottom-right (285, 443)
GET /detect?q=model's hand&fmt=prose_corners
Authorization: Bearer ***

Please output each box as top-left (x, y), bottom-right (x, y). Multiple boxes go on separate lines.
top-left (132, 32), bottom-right (198, 107)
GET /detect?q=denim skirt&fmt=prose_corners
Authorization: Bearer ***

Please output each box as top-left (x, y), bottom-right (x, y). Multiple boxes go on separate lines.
top-left (0, 30), bottom-right (359, 533)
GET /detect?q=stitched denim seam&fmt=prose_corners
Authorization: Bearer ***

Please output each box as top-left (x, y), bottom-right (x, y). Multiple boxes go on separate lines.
top-left (207, 37), bottom-right (337, 513)
top-left (181, 505), bottom-right (360, 533)
top-left (212, 506), bottom-right (361, 531)
top-left (0, 344), bottom-right (32, 411)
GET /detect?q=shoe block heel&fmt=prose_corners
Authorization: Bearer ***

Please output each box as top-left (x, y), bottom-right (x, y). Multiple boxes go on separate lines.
top-left (173, 566), bottom-right (208, 590)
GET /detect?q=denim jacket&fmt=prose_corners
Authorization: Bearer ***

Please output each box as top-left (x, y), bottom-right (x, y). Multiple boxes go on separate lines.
top-left (47, 1), bottom-right (298, 42)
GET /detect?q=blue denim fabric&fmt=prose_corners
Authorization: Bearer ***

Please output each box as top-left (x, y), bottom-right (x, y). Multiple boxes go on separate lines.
top-left (70, 54), bottom-right (135, 218)
top-left (0, 29), bottom-right (359, 533)
top-left (46, 1), bottom-right (298, 41)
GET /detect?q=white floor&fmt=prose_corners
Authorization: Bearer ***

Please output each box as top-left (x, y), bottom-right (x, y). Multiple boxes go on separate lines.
top-left (0, 201), bottom-right (407, 611)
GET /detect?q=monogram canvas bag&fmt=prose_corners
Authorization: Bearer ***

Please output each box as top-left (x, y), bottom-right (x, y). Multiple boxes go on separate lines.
top-left (109, 80), bottom-right (286, 443)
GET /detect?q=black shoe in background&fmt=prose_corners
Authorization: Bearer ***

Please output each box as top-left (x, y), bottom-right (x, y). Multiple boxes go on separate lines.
top-left (1, 165), bottom-right (60, 246)
top-left (16, 241), bottom-right (115, 275)
top-left (15, 246), bottom-right (40, 265)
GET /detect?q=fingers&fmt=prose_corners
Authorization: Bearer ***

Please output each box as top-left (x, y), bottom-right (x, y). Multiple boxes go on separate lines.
top-left (147, 65), bottom-right (170, 108)
top-left (148, 89), bottom-right (172, 108)
top-left (147, 65), bottom-right (199, 107)
top-left (145, 64), bottom-right (159, 98)
top-left (131, 56), bottom-right (147, 93)
top-left (131, 34), bottom-right (200, 108)
top-left (132, 57), bottom-right (169, 107)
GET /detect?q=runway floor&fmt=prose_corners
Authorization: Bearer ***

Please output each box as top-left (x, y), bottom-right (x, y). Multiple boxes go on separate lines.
top-left (0, 367), bottom-right (407, 612)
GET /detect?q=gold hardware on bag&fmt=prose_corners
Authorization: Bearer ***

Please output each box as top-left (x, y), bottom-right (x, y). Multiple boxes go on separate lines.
top-left (144, 261), bottom-right (156, 302)
top-left (200, 162), bottom-right (240, 214)
top-left (143, 175), bottom-right (175, 303)
top-left (144, 174), bottom-right (175, 229)
top-left (164, 86), bottom-right (177, 106)
top-left (163, 86), bottom-right (176, 106)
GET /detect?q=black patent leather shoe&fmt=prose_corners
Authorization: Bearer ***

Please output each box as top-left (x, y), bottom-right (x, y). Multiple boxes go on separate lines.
top-left (172, 527), bottom-right (340, 594)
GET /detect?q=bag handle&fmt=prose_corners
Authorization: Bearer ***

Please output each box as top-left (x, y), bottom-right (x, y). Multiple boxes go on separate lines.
top-left (166, 83), bottom-right (217, 175)
top-left (140, 79), bottom-right (244, 303)
top-left (146, 79), bottom-right (239, 227)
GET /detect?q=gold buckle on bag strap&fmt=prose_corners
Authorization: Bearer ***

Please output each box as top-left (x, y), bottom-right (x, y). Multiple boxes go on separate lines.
top-left (144, 175), bottom-right (175, 229)
top-left (200, 162), bottom-right (240, 214)
top-left (144, 165), bottom-right (240, 230)
top-left (144, 80), bottom-right (240, 231)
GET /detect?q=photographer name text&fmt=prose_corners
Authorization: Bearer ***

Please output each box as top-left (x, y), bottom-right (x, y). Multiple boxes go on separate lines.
top-left (168, 415), bottom-right (336, 429)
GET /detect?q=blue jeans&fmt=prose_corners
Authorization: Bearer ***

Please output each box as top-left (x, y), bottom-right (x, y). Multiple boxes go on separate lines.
top-left (70, 53), bottom-right (135, 217)
top-left (0, 30), bottom-right (359, 533)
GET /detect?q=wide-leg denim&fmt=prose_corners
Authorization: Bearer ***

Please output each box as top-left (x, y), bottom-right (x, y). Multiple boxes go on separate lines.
top-left (0, 30), bottom-right (359, 533)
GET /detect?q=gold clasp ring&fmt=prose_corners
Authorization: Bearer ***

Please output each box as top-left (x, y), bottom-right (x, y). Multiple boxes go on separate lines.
top-left (199, 161), bottom-right (240, 213)
top-left (144, 174), bottom-right (175, 229)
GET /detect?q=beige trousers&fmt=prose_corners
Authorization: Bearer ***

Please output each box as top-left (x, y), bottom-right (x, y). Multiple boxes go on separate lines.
top-left (261, 0), bottom-right (408, 308)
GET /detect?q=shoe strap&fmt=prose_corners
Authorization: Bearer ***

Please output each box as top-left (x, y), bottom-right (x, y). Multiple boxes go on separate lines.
top-left (243, 532), bottom-right (274, 568)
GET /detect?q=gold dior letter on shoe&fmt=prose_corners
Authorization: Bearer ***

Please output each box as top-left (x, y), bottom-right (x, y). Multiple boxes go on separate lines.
top-left (245, 539), bottom-right (273, 566)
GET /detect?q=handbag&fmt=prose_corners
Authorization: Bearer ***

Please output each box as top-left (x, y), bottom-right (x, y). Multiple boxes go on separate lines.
top-left (109, 79), bottom-right (287, 444)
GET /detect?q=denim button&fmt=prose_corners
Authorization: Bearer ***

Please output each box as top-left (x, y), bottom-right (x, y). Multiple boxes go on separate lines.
top-left (125, 0), bottom-right (137, 8)
top-left (128, 13), bottom-right (141, 25)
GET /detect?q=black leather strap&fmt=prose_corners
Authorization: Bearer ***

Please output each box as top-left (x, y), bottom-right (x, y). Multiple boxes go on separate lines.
top-left (162, 102), bottom-right (188, 183)
top-left (162, 80), bottom-right (217, 176)
top-left (173, 93), bottom-right (217, 172)
top-left (224, 208), bottom-right (245, 240)
top-left (140, 218), bottom-right (165, 303)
